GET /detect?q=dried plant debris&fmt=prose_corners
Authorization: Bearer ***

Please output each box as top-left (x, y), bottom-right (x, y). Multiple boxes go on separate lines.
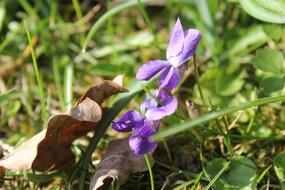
top-left (89, 138), bottom-right (154, 190)
top-left (0, 80), bottom-right (127, 172)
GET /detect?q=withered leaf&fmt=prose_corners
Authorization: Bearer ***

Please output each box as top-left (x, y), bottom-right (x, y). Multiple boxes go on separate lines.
top-left (89, 138), bottom-right (154, 190)
top-left (0, 80), bottom-right (127, 172)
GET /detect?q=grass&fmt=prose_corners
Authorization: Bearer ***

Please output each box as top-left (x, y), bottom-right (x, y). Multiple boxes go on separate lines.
top-left (0, 0), bottom-right (285, 189)
top-left (24, 20), bottom-right (46, 123)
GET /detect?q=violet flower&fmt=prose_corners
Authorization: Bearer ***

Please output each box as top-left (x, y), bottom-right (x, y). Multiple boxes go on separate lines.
top-left (112, 88), bottom-right (177, 155)
top-left (112, 110), bottom-right (159, 155)
top-left (136, 18), bottom-right (202, 90)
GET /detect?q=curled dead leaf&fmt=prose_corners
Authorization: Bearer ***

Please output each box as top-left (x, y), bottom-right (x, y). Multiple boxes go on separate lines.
top-left (112, 74), bottom-right (124, 87)
top-left (0, 80), bottom-right (127, 172)
top-left (89, 138), bottom-right (154, 190)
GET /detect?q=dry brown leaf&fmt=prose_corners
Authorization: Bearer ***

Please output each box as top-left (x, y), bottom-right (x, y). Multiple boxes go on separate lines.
top-left (112, 74), bottom-right (124, 87)
top-left (89, 138), bottom-right (154, 190)
top-left (0, 80), bottom-right (127, 172)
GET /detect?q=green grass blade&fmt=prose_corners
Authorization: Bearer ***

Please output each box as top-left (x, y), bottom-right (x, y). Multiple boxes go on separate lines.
top-left (72, 0), bottom-right (83, 19)
top-left (52, 58), bottom-right (65, 111)
top-left (154, 95), bottom-right (285, 141)
top-left (27, 172), bottom-right (62, 183)
top-left (144, 154), bottom-right (155, 190)
top-left (195, 0), bottom-right (213, 30)
top-left (82, 0), bottom-right (151, 52)
top-left (136, 0), bottom-right (155, 32)
top-left (18, 0), bottom-right (36, 16)
top-left (24, 20), bottom-right (46, 122)
top-left (173, 180), bottom-right (194, 190)
top-left (190, 172), bottom-right (203, 190)
top-left (0, 89), bottom-right (17, 106)
top-left (64, 63), bottom-right (73, 111)
top-left (204, 161), bottom-right (231, 190)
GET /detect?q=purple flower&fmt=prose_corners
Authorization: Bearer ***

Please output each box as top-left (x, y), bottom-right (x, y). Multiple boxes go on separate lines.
top-left (129, 120), bottom-right (159, 155)
top-left (141, 89), bottom-right (178, 121)
top-left (112, 88), bottom-right (177, 155)
top-left (112, 110), bottom-right (143, 132)
top-left (136, 18), bottom-right (202, 90)
top-left (112, 110), bottom-right (159, 155)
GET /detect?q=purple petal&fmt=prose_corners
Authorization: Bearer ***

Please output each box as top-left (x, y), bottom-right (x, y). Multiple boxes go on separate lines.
top-left (145, 94), bottom-right (178, 120)
top-left (129, 123), bottom-right (157, 155)
top-left (112, 110), bottom-right (143, 132)
top-left (158, 66), bottom-right (181, 91)
top-left (177, 29), bottom-right (202, 64)
top-left (136, 60), bottom-right (169, 81)
top-left (144, 119), bottom-right (160, 133)
top-left (129, 135), bottom-right (156, 155)
top-left (166, 18), bottom-right (185, 60)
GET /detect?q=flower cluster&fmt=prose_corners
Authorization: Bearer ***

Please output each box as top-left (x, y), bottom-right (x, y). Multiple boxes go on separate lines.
top-left (112, 18), bottom-right (202, 155)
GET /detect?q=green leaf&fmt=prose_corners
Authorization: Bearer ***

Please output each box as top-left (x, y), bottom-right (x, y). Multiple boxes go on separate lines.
top-left (6, 100), bottom-right (21, 117)
top-left (251, 48), bottom-right (284, 74)
top-left (0, 89), bottom-right (17, 106)
top-left (263, 24), bottom-right (284, 40)
top-left (249, 124), bottom-right (273, 138)
top-left (260, 76), bottom-right (285, 93)
top-left (274, 153), bottom-right (285, 183)
top-left (198, 66), bottom-right (245, 97)
top-left (228, 26), bottom-right (268, 58)
top-left (126, 31), bottom-right (154, 47)
top-left (240, 0), bottom-right (285, 24)
top-left (205, 157), bottom-right (257, 190)
top-left (216, 71), bottom-right (245, 96)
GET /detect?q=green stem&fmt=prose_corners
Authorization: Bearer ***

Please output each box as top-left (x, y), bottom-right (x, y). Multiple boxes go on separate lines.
top-left (64, 63), bottom-right (73, 111)
top-left (144, 154), bottom-right (155, 190)
top-left (24, 20), bottom-right (46, 123)
top-left (72, 0), bottom-right (83, 19)
top-left (154, 95), bottom-right (285, 141)
top-left (72, 0), bottom-right (84, 45)
top-left (193, 55), bottom-right (206, 109)
top-left (136, 0), bottom-right (156, 35)
top-left (52, 58), bottom-right (65, 111)
top-left (190, 172), bottom-right (204, 190)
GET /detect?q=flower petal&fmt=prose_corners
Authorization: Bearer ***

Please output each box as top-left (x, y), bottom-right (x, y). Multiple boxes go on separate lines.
top-left (145, 95), bottom-right (178, 120)
top-left (166, 18), bottom-right (185, 60)
top-left (177, 29), bottom-right (202, 64)
top-left (129, 135), bottom-right (156, 155)
top-left (158, 66), bottom-right (181, 91)
top-left (129, 123), bottom-right (157, 155)
top-left (136, 60), bottom-right (169, 81)
top-left (112, 110), bottom-right (143, 132)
